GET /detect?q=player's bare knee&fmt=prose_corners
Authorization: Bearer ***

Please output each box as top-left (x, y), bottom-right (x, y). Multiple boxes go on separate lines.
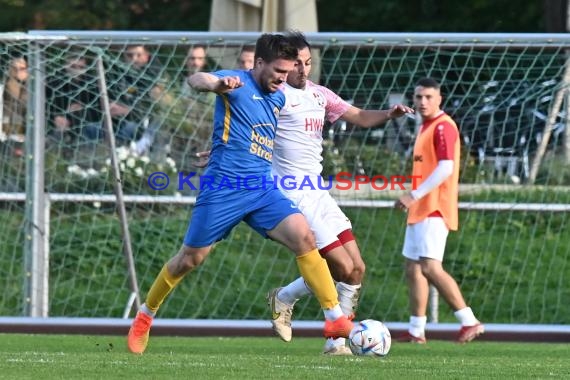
top-left (296, 227), bottom-right (316, 252)
top-left (419, 261), bottom-right (443, 281)
top-left (177, 246), bottom-right (208, 270)
top-left (404, 261), bottom-right (421, 280)
top-left (286, 229), bottom-right (316, 254)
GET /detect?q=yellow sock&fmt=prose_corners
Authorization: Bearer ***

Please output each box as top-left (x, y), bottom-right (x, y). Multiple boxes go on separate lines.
top-left (296, 249), bottom-right (338, 309)
top-left (145, 264), bottom-right (184, 314)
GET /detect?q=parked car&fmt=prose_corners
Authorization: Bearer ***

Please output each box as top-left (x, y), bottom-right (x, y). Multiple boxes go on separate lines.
top-left (449, 79), bottom-right (563, 179)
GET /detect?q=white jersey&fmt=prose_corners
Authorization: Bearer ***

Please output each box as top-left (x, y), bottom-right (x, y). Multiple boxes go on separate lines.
top-left (273, 81), bottom-right (351, 180)
top-left (272, 81), bottom-right (353, 249)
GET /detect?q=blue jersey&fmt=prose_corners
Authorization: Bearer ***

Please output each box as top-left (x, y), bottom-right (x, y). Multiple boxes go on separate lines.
top-left (205, 69), bottom-right (285, 185)
top-left (184, 70), bottom-right (300, 247)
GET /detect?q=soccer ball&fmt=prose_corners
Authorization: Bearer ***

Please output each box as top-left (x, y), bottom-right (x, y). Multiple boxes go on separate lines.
top-left (348, 319), bottom-right (391, 357)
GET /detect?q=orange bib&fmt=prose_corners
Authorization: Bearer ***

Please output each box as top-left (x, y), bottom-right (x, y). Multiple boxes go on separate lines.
top-left (407, 114), bottom-right (459, 230)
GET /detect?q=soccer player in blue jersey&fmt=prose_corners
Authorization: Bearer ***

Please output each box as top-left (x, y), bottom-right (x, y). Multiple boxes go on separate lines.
top-left (127, 33), bottom-right (354, 354)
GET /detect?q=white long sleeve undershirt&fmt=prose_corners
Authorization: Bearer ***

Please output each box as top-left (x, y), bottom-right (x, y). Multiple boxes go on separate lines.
top-left (410, 160), bottom-right (454, 200)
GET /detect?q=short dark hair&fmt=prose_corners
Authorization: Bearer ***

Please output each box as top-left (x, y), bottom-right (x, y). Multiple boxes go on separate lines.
top-left (191, 44), bottom-right (207, 51)
top-left (240, 45), bottom-right (255, 54)
top-left (254, 33), bottom-right (298, 63)
top-left (285, 30), bottom-right (311, 51)
top-left (416, 77), bottom-right (440, 90)
top-left (126, 44), bottom-right (150, 52)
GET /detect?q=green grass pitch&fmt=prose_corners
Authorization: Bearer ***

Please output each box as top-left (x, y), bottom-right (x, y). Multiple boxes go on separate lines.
top-left (2, 334), bottom-right (569, 379)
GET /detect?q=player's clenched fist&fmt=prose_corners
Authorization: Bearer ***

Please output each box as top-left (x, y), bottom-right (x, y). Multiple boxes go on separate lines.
top-left (215, 76), bottom-right (244, 93)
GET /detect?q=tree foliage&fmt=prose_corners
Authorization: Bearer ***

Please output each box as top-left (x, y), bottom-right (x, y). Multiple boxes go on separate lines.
top-left (0, 0), bottom-right (211, 31)
top-left (316, 0), bottom-right (546, 32)
top-left (0, 0), bottom-right (557, 33)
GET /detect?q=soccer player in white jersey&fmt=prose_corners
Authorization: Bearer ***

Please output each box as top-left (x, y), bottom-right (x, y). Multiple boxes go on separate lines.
top-left (267, 31), bottom-right (414, 355)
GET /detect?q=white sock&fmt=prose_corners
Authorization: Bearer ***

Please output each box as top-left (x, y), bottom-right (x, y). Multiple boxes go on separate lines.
top-left (278, 277), bottom-right (312, 305)
top-left (323, 304), bottom-right (344, 321)
top-left (409, 315), bottom-right (427, 337)
top-left (140, 303), bottom-right (155, 317)
top-left (454, 307), bottom-right (479, 326)
top-left (336, 282), bottom-right (361, 317)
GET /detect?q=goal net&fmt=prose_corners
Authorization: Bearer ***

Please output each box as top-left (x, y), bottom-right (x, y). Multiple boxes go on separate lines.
top-left (0, 32), bottom-right (569, 327)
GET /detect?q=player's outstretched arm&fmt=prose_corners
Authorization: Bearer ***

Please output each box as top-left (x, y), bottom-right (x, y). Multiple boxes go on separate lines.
top-left (341, 104), bottom-right (414, 128)
top-left (188, 72), bottom-right (243, 94)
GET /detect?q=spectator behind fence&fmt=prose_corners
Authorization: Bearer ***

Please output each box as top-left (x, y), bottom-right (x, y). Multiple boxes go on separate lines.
top-left (176, 44), bottom-right (216, 156)
top-left (47, 53), bottom-right (104, 145)
top-left (1, 56), bottom-right (28, 157)
top-left (237, 45), bottom-right (255, 70)
top-left (108, 44), bottom-right (172, 156)
top-left (181, 45), bottom-right (208, 94)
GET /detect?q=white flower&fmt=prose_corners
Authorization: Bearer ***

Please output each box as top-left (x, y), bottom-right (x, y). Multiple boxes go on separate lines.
top-left (79, 169), bottom-right (89, 179)
top-left (129, 141), bottom-right (138, 155)
top-left (134, 167), bottom-right (144, 177)
top-left (100, 166), bottom-right (108, 173)
top-left (116, 146), bottom-right (130, 161)
top-left (119, 162), bottom-right (126, 172)
top-left (165, 157), bottom-right (177, 171)
top-left (67, 164), bottom-right (82, 175)
top-left (86, 168), bottom-right (99, 177)
top-left (105, 158), bottom-right (112, 166)
top-left (126, 157), bottom-right (136, 169)
top-left (174, 192), bottom-right (182, 197)
top-left (93, 201), bottom-right (101, 209)
top-left (140, 155), bottom-right (150, 164)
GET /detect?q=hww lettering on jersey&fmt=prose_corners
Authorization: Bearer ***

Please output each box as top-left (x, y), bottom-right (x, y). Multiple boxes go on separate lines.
top-left (305, 117), bottom-right (324, 132)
